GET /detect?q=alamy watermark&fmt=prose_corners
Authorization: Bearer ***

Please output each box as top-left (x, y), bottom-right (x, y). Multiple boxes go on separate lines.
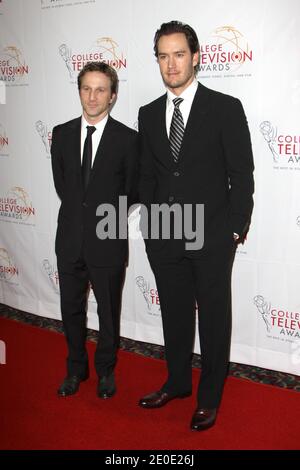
top-left (95, 196), bottom-right (204, 250)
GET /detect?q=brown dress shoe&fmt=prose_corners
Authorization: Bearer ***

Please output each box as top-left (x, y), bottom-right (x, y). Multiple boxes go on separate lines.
top-left (190, 408), bottom-right (217, 431)
top-left (139, 390), bottom-right (191, 408)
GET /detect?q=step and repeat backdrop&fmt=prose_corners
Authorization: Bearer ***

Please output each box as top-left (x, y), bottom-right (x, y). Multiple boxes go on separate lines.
top-left (0, 0), bottom-right (300, 375)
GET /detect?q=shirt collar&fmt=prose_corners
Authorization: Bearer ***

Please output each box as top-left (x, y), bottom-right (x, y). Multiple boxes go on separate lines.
top-left (81, 113), bottom-right (109, 132)
top-left (166, 78), bottom-right (198, 107)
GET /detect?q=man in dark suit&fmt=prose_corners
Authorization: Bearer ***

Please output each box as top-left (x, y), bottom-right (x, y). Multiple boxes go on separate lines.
top-left (138, 21), bottom-right (254, 430)
top-left (51, 62), bottom-right (138, 399)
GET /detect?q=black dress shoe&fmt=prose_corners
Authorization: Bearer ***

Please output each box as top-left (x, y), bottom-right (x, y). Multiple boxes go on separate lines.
top-left (97, 373), bottom-right (116, 399)
top-left (139, 390), bottom-right (191, 409)
top-left (190, 408), bottom-right (217, 431)
top-left (57, 374), bottom-right (88, 397)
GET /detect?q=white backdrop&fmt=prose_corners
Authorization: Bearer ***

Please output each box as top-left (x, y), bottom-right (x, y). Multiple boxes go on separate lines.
top-left (1, 0), bottom-right (300, 375)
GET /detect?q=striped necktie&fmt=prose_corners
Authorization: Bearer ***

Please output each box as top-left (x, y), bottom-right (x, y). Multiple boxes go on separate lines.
top-left (169, 97), bottom-right (184, 162)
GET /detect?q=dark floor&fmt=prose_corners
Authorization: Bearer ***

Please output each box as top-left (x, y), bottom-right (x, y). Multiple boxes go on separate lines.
top-left (0, 302), bottom-right (299, 391)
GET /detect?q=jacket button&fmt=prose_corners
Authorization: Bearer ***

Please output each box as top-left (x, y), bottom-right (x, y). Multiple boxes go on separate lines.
top-left (83, 202), bottom-right (88, 207)
top-left (168, 196), bottom-right (174, 202)
top-left (173, 171), bottom-right (180, 176)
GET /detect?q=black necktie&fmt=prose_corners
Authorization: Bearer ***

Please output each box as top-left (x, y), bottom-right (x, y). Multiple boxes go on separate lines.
top-left (82, 125), bottom-right (96, 191)
top-left (169, 97), bottom-right (184, 162)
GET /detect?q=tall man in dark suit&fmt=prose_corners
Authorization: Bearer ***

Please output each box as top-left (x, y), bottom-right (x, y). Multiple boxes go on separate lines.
top-left (51, 62), bottom-right (138, 399)
top-left (138, 21), bottom-right (254, 430)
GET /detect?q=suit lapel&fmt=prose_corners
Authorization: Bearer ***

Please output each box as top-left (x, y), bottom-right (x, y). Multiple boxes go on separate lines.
top-left (88, 115), bottom-right (115, 186)
top-left (152, 84), bottom-right (211, 167)
top-left (151, 95), bottom-right (174, 168)
top-left (178, 82), bottom-right (211, 162)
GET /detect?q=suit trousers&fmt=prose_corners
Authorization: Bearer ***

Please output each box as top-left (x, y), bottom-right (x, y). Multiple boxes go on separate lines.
top-left (57, 252), bottom-right (125, 378)
top-left (149, 241), bottom-right (236, 409)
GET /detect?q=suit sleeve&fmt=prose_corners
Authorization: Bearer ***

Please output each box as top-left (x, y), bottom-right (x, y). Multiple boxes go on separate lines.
top-left (124, 130), bottom-right (139, 208)
top-left (221, 98), bottom-right (254, 238)
top-left (51, 125), bottom-right (64, 201)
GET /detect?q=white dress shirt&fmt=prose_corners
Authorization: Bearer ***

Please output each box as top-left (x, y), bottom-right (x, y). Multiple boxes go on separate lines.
top-left (165, 78), bottom-right (198, 137)
top-left (80, 114), bottom-right (108, 166)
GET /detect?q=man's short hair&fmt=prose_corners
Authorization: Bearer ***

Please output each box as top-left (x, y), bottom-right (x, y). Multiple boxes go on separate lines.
top-left (77, 61), bottom-right (119, 95)
top-left (154, 20), bottom-right (200, 73)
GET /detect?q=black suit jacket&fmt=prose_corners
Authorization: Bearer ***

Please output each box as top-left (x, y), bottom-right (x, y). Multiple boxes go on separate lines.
top-left (138, 82), bottom-right (254, 261)
top-left (51, 115), bottom-right (138, 266)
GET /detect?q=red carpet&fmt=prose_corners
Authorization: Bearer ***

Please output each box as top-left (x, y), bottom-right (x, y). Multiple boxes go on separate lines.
top-left (0, 317), bottom-right (299, 450)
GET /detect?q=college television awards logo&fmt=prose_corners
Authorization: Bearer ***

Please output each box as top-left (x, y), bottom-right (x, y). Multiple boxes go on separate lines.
top-left (36, 120), bottom-right (51, 156)
top-left (42, 261), bottom-right (98, 301)
top-left (0, 46), bottom-right (29, 85)
top-left (59, 37), bottom-right (127, 82)
top-left (0, 123), bottom-right (9, 157)
top-left (199, 26), bottom-right (253, 78)
top-left (260, 121), bottom-right (300, 169)
top-left (42, 259), bottom-right (59, 293)
top-left (0, 187), bottom-right (35, 224)
top-left (254, 295), bottom-right (300, 339)
top-left (0, 248), bottom-right (19, 283)
top-left (136, 276), bottom-right (160, 316)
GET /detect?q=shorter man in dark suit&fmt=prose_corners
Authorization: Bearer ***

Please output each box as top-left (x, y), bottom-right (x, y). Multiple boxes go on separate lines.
top-left (138, 21), bottom-right (254, 430)
top-left (51, 62), bottom-right (138, 399)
